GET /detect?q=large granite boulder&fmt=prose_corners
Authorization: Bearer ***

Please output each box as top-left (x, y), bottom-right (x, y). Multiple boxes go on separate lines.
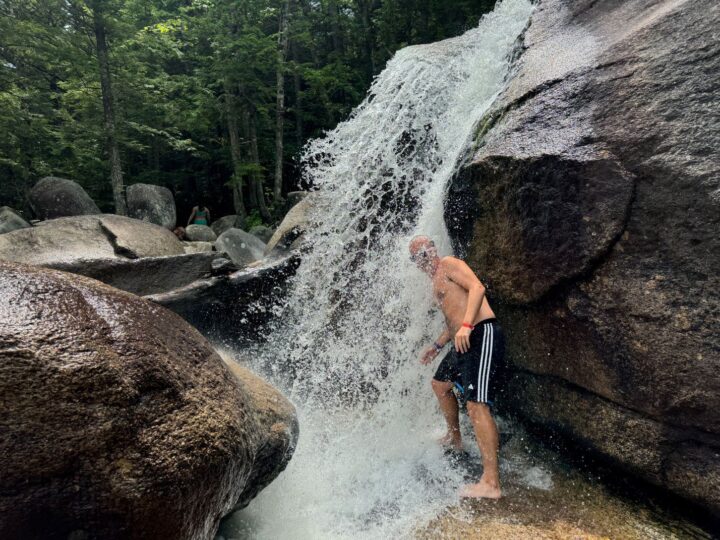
top-left (0, 262), bottom-right (297, 539)
top-left (211, 215), bottom-right (243, 237)
top-left (216, 228), bottom-right (266, 266)
top-left (28, 176), bottom-right (100, 219)
top-left (446, 0), bottom-right (720, 513)
top-left (126, 183), bottom-right (177, 230)
top-left (0, 214), bottom-right (184, 266)
top-left (185, 223), bottom-right (217, 242)
top-left (0, 206), bottom-right (30, 234)
top-left (265, 195), bottom-right (316, 254)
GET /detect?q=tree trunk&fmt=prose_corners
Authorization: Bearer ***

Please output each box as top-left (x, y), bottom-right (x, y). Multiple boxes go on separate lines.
top-left (274, 0), bottom-right (291, 202)
top-left (224, 86), bottom-right (247, 220)
top-left (91, 2), bottom-right (126, 215)
top-left (292, 41), bottom-right (303, 151)
top-left (240, 106), bottom-right (259, 211)
top-left (357, 0), bottom-right (376, 80)
top-left (250, 113), bottom-right (271, 221)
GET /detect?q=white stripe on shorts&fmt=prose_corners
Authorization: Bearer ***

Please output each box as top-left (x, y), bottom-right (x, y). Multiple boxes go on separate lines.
top-left (478, 324), bottom-right (489, 401)
top-left (482, 324), bottom-right (494, 402)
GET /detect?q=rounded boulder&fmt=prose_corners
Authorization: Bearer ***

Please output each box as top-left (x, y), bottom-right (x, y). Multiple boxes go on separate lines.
top-left (126, 183), bottom-right (177, 230)
top-left (216, 228), bottom-right (266, 266)
top-left (0, 262), bottom-right (297, 539)
top-left (0, 206), bottom-right (30, 234)
top-left (185, 224), bottom-right (217, 242)
top-left (28, 176), bottom-right (100, 220)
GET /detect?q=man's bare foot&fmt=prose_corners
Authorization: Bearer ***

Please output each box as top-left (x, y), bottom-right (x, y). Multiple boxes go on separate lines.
top-left (438, 431), bottom-right (462, 451)
top-left (459, 481), bottom-right (502, 499)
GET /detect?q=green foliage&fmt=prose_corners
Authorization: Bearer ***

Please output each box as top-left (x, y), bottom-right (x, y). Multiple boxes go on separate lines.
top-left (0, 0), bottom-right (496, 222)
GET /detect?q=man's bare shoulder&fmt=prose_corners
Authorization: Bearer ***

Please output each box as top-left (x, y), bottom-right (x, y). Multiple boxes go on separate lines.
top-left (439, 256), bottom-right (464, 268)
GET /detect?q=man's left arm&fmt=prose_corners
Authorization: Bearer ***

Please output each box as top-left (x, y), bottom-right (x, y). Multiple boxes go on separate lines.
top-left (445, 258), bottom-right (486, 353)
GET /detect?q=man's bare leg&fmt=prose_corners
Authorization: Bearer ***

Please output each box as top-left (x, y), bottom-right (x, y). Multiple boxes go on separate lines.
top-left (460, 401), bottom-right (501, 499)
top-left (431, 379), bottom-right (462, 450)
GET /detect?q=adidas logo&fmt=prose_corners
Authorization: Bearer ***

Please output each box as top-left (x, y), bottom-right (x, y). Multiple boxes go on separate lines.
top-left (468, 384), bottom-right (474, 390)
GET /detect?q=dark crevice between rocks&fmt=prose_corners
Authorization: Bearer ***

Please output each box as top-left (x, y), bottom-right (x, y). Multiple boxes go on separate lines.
top-left (98, 220), bottom-right (138, 260)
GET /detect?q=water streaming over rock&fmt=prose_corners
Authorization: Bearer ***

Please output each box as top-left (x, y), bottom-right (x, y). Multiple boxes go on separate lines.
top-left (222, 1), bottom-right (534, 537)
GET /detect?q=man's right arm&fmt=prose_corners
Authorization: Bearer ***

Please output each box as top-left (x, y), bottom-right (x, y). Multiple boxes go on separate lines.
top-left (420, 327), bottom-right (451, 365)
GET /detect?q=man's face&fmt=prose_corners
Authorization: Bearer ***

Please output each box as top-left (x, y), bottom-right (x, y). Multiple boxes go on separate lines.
top-left (409, 239), bottom-right (436, 272)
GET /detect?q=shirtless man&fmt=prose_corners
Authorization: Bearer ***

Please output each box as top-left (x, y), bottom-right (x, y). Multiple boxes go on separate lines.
top-left (410, 235), bottom-right (506, 499)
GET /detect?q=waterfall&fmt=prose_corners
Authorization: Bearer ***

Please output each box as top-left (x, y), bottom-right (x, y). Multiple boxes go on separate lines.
top-left (222, 1), bottom-right (534, 537)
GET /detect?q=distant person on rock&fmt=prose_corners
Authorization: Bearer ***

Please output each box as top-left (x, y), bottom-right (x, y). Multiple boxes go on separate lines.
top-left (187, 202), bottom-right (210, 227)
top-left (410, 235), bottom-right (506, 499)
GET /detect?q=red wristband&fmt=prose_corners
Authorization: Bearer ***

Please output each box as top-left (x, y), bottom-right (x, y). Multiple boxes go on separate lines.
top-left (462, 322), bottom-right (474, 329)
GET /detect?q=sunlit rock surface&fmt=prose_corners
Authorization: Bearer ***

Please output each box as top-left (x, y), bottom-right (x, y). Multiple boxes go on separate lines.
top-left (28, 176), bottom-right (100, 219)
top-left (0, 262), bottom-right (297, 540)
top-left (447, 0), bottom-right (720, 513)
top-left (264, 194), bottom-right (316, 254)
top-left (0, 214), bottom-right (184, 265)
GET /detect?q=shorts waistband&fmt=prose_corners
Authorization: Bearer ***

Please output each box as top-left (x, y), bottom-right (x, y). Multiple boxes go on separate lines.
top-left (475, 317), bottom-right (498, 325)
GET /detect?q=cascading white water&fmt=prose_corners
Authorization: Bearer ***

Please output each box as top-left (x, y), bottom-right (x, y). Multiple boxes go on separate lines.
top-left (221, 1), bottom-right (534, 538)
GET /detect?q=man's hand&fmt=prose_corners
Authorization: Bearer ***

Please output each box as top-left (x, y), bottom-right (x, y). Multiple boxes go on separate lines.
top-left (455, 326), bottom-right (472, 354)
top-left (420, 345), bottom-right (439, 365)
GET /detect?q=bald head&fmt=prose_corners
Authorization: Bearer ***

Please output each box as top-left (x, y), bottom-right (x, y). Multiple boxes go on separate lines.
top-left (409, 235), bottom-right (438, 272)
top-left (409, 235), bottom-right (433, 256)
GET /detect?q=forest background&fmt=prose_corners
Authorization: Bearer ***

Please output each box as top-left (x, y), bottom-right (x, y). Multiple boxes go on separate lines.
top-left (0, 0), bottom-right (493, 226)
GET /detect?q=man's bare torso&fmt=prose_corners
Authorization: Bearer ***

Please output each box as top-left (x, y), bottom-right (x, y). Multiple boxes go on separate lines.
top-left (432, 257), bottom-right (495, 334)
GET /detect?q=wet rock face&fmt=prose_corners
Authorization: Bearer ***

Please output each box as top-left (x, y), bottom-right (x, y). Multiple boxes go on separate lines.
top-left (0, 206), bottom-right (30, 234)
top-left (447, 0), bottom-right (720, 513)
top-left (28, 176), bottom-right (100, 219)
top-left (0, 262), bottom-right (297, 540)
top-left (126, 183), bottom-right (177, 230)
top-left (0, 214), bottom-right (184, 266)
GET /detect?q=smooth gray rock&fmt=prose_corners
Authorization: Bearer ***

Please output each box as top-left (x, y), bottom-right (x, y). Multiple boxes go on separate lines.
top-left (211, 215), bottom-right (243, 237)
top-left (446, 0), bottom-right (720, 514)
top-left (183, 241), bottom-right (214, 254)
top-left (126, 183), bottom-right (177, 230)
top-left (28, 176), bottom-right (100, 220)
top-left (249, 225), bottom-right (274, 244)
top-left (265, 195), bottom-right (315, 254)
top-left (0, 206), bottom-right (30, 234)
top-left (216, 228), bottom-right (266, 266)
top-left (0, 214), bottom-right (184, 266)
top-left (0, 261), bottom-right (297, 539)
top-left (185, 224), bottom-right (217, 242)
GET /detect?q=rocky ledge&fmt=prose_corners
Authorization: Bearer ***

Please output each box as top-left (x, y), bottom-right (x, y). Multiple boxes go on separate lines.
top-left (446, 0), bottom-right (719, 513)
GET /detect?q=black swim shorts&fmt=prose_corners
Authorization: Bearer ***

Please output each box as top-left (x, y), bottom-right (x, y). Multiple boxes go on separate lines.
top-left (433, 318), bottom-right (505, 405)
